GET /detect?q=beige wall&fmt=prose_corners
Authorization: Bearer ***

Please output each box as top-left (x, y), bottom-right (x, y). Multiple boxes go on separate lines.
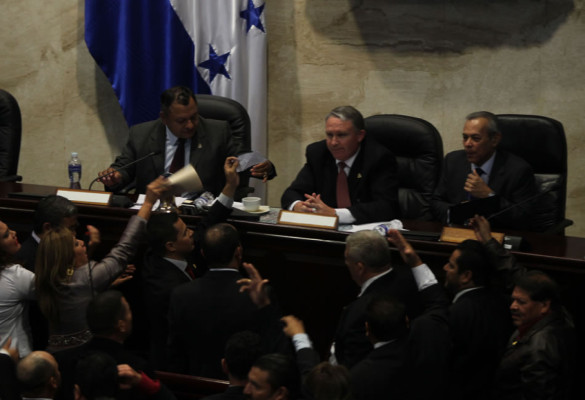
top-left (1, 0), bottom-right (583, 237)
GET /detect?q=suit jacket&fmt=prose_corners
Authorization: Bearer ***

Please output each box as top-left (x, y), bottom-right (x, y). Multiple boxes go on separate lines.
top-left (141, 201), bottom-right (232, 369)
top-left (15, 235), bottom-right (37, 271)
top-left (167, 269), bottom-right (283, 379)
top-left (334, 266), bottom-right (420, 369)
top-left (281, 137), bottom-right (399, 224)
top-left (350, 337), bottom-right (408, 400)
top-left (0, 353), bottom-right (18, 400)
top-left (431, 149), bottom-right (537, 229)
top-left (201, 385), bottom-right (244, 400)
top-left (447, 288), bottom-right (513, 400)
top-left (110, 117), bottom-right (245, 196)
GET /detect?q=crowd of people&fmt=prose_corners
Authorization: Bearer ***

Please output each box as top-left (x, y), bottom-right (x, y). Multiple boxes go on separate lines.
top-left (0, 86), bottom-right (577, 399)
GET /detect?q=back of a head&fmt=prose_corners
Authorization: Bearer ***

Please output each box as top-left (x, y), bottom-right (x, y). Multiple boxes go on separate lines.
top-left (345, 230), bottom-right (391, 272)
top-left (74, 352), bottom-right (119, 400)
top-left (455, 239), bottom-right (494, 287)
top-left (515, 270), bottom-right (561, 310)
top-left (34, 195), bottom-right (78, 234)
top-left (224, 331), bottom-right (263, 381)
top-left (35, 227), bottom-right (76, 324)
top-left (253, 353), bottom-right (299, 398)
top-left (147, 212), bottom-right (180, 256)
top-left (326, 106), bottom-right (365, 131)
top-left (202, 223), bottom-right (240, 267)
top-left (160, 86), bottom-right (196, 114)
top-left (86, 290), bottom-right (125, 337)
top-left (366, 294), bottom-right (407, 342)
top-left (304, 362), bottom-right (352, 400)
top-left (17, 351), bottom-right (59, 398)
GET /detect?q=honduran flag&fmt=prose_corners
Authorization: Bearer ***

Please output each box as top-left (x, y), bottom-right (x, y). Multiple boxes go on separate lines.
top-left (85, 0), bottom-right (267, 158)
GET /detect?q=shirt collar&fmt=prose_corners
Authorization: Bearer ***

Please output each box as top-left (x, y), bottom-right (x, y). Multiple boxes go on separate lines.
top-left (32, 230), bottom-right (41, 244)
top-left (472, 150), bottom-right (496, 176)
top-left (452, 286), bottom-right (483, 303)
top-left (163, 257), bottom-right (190, 277)
top-left (359, 267), bottom-right (392, 297)
top-left (336, 146), bottom-right (361, 169)
top-left (165, 126), bottom-right (181, 145)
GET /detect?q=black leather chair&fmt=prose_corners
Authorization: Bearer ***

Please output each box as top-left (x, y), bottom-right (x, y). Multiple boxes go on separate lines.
top-left (196, 94), bottom-right (253, 200)
top-left (0, 89), bottom-right (22, 182)
top-left (497, 114), bottom-right (571, 234)
top-left (365, 114), bottom-right (443, 220)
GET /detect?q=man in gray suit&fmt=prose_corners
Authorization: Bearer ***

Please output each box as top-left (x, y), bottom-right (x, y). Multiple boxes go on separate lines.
top-left (98, 86), bottom-right (274, 196)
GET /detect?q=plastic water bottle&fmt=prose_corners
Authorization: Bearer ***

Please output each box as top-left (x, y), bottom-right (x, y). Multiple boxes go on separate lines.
top-left (194, 191), bottom-right (215, 212)
top-left (373, 223), bottom-right (393, 236)
top-left (68, 152), bottom-right (82, 189)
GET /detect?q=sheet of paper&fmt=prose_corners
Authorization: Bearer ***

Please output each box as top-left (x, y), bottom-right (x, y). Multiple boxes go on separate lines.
top-left (236, 151), bottom-right (267, 172)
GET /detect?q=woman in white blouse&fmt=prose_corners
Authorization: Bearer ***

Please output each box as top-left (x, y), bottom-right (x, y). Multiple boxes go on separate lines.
top-left (0, 220), bottom-right (35, 357)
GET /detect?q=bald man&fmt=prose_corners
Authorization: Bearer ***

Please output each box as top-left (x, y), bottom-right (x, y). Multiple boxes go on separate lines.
top-left (17, 351), bottom-right (61, 399)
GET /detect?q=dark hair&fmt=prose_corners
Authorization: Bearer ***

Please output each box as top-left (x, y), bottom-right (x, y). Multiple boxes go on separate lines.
top-left (74, 352), bottom-right (119, 400)
top-left (160, 86), bottom-right (196, 114)
top-left (465, 111), bottom-right (500, 138)
top-left (253, 353), bottom-right (299, 395)
top-left (87, 290), bottom-right (125, 336)
top-left (365, 294), bottom-right (407, 341)
top-left (224, 331), bottom-right (262, 381)
top-left (326, 106), bottom-right (365, 131)
top-left (33, 195), bottom-right (78, 235)
top-left (304, 362), bottom-right (352, 400)
top-left (514, 270), bottom-right (561, 310)
top-left (454, 239), bottom-right (494, 286)
top-left (202, 223), bottom-right (240, 267)
top-left (147, 212), bottom-right (180, 256)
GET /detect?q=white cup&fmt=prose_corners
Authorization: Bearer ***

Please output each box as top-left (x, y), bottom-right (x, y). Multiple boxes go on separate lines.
top-left (242, 196), bottom-right (261, 212)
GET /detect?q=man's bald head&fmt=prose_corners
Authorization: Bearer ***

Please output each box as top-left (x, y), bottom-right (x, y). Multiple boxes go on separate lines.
top-left (17, 351), bottom-right (61, 397)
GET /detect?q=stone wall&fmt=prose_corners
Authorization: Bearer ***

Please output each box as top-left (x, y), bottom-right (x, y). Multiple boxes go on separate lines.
top-left (1, 0), bottom-right (583, 236)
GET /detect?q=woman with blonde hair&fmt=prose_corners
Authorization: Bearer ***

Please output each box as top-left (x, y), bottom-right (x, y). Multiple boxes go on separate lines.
top-left (35, 177), bottom-right (166, 352)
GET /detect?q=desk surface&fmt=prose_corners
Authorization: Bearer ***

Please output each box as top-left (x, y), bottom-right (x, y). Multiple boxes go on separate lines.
top-left (0, 182), bottom-right (583, 273)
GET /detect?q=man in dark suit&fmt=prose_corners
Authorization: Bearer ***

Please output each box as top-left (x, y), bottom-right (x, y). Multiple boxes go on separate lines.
top-left (442, 239), bottom-right (512, 400)
top-left (142, 157), bottom-right (239, 369)
top-left (333, 230), bottom-right (420, 369)
top-left (281, 106), bottom-right (399, 224)
top-left (202, 331), bottom-right (263, 400)
top-left (98, 86), bottom-right (274, 196)
top-left (16, 195), bottom-right (78, 272)
top-left (168, 224), bottom-right (284, 378)
top-left (55, 290), bottom-right (174, 400)
top-left (431, 111), bottom-right (537, 229)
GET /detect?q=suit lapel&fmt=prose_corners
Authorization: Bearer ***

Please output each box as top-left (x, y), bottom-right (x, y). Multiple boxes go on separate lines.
top-left (487, 151), bottom-right (506, 193)
top-left (189, 118), bottom-right (207, 170)
top-left (149, 122), bottom-right (166, 175)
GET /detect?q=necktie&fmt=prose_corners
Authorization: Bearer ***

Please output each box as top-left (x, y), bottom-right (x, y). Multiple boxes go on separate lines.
top-left (169, 138), bottom-right (185, 174)
top-left (184, 265), bottom-right (196, 280)
top-left (336, 162), bottom-right (351, 208)
top-left (468, 167), bottom-right (485, 201)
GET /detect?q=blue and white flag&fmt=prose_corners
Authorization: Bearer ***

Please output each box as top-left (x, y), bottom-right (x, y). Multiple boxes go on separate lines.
top-left (85, 0), bottom-right (267, 157)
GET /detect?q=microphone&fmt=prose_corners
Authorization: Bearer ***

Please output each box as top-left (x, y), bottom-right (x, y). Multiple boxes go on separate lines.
top-left (486, 183), bottom-right (559, 221)
top-left (88, 151), bottom-right (161, 191)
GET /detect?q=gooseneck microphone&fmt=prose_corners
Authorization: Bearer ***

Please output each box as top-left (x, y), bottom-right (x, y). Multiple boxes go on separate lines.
top-left (486, 183), bottom-right (558, 221)
top-left (88, 151), bottom-right (161, 191)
